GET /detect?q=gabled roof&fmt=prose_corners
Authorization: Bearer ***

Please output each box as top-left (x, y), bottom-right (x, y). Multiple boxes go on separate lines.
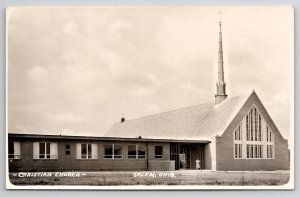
top-left (105, 93), bottom-right (253, 141)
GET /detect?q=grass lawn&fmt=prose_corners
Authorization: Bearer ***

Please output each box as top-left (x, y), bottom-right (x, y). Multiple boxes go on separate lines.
top-left (9, 170), bottom-right (290, 186)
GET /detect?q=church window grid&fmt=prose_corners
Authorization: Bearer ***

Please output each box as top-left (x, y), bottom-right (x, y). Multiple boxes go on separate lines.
top-left (250, 108), bottom-right (253, 141)
top-left (258, 114), bottom-right (262, 141)
top-left (254, 108), bottom-right (257, 141)
top-left (267, 145), bottom-right (274, 159)
top-left (234, 144), bottom-right (242, 159)
top-left (234, 124), bottom-right (242, 141)
top-left (246, 144), bottom-right (263, 159)
top-left (246, 115), bottom-right (249, 141)
top-left (234, 105), bottom-right (274, 160)
top-left (266, 125), bottom-right (275, 159)
top-left (233, 123), bottom-right (243, 159)
top-left (266, 126), bottom-right (274, 143)
top-left (246, 106), bottom-right (263, 143)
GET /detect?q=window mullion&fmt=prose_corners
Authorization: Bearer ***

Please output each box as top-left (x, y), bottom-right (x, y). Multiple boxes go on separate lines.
top-left (44, 142), bottom-right (47, 159)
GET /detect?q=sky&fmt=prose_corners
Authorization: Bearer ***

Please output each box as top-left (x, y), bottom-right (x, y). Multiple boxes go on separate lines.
top-left (7, 6), bottom-right (293, 141)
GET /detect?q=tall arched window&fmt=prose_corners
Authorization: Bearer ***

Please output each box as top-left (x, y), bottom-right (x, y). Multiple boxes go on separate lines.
top-left (246, 107), bottom-right (262, 142)
top-left (233, 105), bottom-right (275, 159)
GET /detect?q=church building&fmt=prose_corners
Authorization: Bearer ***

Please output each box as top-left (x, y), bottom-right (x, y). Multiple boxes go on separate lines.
top-left (8, 22), bottom-right (289, 172)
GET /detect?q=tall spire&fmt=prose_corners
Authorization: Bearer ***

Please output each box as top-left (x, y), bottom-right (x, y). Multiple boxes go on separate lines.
top-left (215, 21), bottom-right (228, 105)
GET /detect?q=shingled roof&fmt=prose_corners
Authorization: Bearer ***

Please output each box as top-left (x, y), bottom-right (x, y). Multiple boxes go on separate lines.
top-left (105, 93), bottom-right (252, 141)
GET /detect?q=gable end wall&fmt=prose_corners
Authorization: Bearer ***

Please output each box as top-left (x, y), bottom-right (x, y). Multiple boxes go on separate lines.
top-left (215, 93), bottom-right (289, 171)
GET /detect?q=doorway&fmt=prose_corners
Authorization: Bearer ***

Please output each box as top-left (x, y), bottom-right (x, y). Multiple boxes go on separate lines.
top-left (170, 143), bottom-right (205, 170)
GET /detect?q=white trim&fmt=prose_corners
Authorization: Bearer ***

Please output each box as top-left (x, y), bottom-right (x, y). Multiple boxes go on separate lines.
top-left (91, 144), bottom-right (98, 159)
top-left (33, 142), bottom-right (58, 160)
top-left (76, 143), bottom-right (98, 160)
top-left (33, 142), bottom-right (39, 159)
top-left (50, 143), bottom-right (58, 159)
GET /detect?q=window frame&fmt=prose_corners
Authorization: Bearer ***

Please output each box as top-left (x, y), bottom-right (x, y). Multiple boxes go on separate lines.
top-left (234, 143), bottom-right (242, 159)
top-left (39, 142), bottom-right (51, 159)
top-left (103, 144), bottom-right (123, 159)
top-left (76, 143), bottom-right (98, 160)
top-left (128, 144), bottom-right (146, 159)
top-left (33, 142), bottom-right (58, 160)
top-left (8, 141), bottom-right (21, 160)
top-left (154, 145), bottom-right (163, 159)
top-left (81, 143), bottom-right (92, 159)
top-left (65, 144), bottom-right (71, 155)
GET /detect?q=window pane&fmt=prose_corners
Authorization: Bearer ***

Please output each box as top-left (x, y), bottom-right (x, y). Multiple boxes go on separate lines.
top-left (247, 145), bottom-right (250, 158)
top-left (104, 144), bottom-right (113, 158)
top-left (258, 115), bottom-right (262, 141)
top-left (155, 146), bottom-right (163, 158)
top-left (246, 115), bottom-right (249, 141)
top-left (8, 141), bottom-right (14, 156)
top-left (114, 145), bottom-right (123, 158)
top-left (81, 144), bottom-right (87, 159)
top-left (40, 143), bottom-right (45, 154)
top-left (138, 145), bottom-right (146, 158)
top-left (234, 144), bottom-right (237, 158)
top-left (46, 143), bottom-right (50, 155)
top-left (65, 144), bottom-right (71, 155)
top-left (128, 145), bottom-right (136, 158)
top-left (39, 143), bottom-right (45, 158)
top-left (250, 109), bottom-right (253, 141)
top-left (88, 144), bottom-right (92, 159)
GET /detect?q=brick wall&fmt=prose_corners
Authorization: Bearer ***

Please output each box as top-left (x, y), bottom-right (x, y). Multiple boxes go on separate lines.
top-left (9, 140), bottom-right (172, 172)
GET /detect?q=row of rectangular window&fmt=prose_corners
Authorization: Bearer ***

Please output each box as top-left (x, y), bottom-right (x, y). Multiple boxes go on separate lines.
top-left (234, 144), bottom-right (274, 159)
top-left (246, 144), bottom-right (263, 159)
top-left (8, 142), bottom-right (164, 160)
